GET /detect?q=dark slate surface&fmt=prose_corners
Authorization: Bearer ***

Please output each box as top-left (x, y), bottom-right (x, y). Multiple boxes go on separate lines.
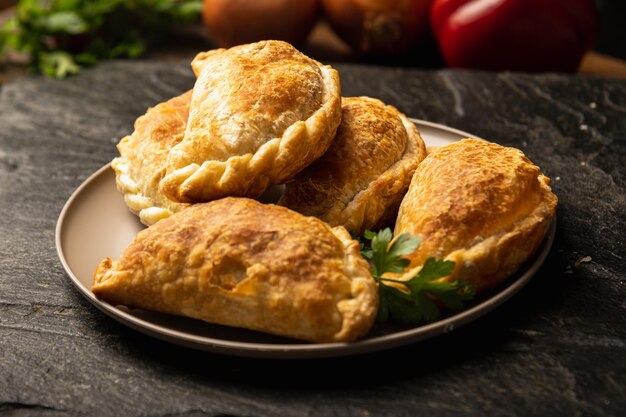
top-left (0, 60), bottom-right (624, 417)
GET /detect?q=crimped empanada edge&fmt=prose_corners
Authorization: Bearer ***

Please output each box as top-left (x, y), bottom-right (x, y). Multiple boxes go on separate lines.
top-left (111, 156), bottom-right (176, 226)
top-left (334, 111), bottom-right (427, 234)
top-left (159, 64), bottom-right (342, 203)
top-left (330, 226), bottom-right (379, 342)
top-left (398, 174), bottom-right (557, 293)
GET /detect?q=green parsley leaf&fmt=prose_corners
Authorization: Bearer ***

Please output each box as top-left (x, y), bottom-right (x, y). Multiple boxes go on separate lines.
top-left (361, 228), bottom-right (421, 279)
top-left (35, 11), bottom-right (87, 34)
top-left (387, 232), bottom-right (422, 259)
top-left (363, 230), bottom-right (377, 240)
top-left (360, 228), bottom-right (476, 324)
top-left (403, 257), bottom-right (455, 289)
top-left (360, 246), bottom-right (373, 260)
top-left (40, 51), bottom-right (80, 78)
top-left (0, 0), bottom-right (202, 77)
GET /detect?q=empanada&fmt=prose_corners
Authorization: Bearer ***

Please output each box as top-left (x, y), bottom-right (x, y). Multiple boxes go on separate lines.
top-left (279, 96), bottom-right (427, 234)
top-left (112, 91), bottom-right (191, 225)
top-left (159, 40), bottom-right (342, 203)
top-left (395, 138), bottom-right (557, 293)
top-left (92, 197), bottom-right (378, 342)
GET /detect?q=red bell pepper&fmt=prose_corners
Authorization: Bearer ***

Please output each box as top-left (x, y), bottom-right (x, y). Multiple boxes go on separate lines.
top-left (430, 0), bottom-right (599, 72)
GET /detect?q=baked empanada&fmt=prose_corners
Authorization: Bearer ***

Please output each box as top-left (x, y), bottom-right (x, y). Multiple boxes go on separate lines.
top-left (92, 197), bottom-right (378, 342)
top-left (159, 40), bottom-right (342, 203)
top-left (278, 96), bottom-right (427, 234)
top-left (395, 138), bottom-right (557, 293)
top-left (112, 91), bottom-right (191, 225)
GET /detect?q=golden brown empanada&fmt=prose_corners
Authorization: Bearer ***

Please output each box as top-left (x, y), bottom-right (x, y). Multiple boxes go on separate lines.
top-left (92, 197), bottom-right (378, 342)
top-left (278, 96), bottom-right (427, 234)
top-left (159, 40), bottom-right (342, 203)
top-left (395, 138), bottom-right (557, 293)
top-left (112, 91), bottom-right (191, 225)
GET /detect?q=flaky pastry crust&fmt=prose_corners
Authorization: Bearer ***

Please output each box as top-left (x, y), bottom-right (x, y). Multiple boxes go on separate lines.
top-left (111, 91), bottom-right (191, 225)
top-left (159, 40), bottom-right (342, 203)
top-left (92, 198), bottom-right (378, 342)
top-left (279, 96), bottom-right (427, 234)
top-left (394, 138), bottom-right (557, 293)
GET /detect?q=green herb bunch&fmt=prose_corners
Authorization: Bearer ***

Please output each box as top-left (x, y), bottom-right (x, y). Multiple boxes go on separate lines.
top-left (360, 228), bottom-right (476, 324)
top-left (0, 0), bottom-right (202, 77)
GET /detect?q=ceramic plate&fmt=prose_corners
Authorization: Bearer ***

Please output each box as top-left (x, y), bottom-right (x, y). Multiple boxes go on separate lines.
top-left (55, 119), bottom-right (556, 359)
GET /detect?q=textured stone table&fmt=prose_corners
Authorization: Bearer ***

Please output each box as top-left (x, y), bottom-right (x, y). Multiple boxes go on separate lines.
top-left (0, 61), bottom-right (624, 416)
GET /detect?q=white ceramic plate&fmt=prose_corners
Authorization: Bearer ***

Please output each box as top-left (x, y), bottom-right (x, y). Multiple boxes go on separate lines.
top-left (55, 119), bottom-right (556, 359)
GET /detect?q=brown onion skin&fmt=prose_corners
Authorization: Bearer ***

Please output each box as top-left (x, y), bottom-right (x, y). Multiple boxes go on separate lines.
top-left (321, 0), bottom-right (434, 57)
top-left (202, 0), bottom-right (321, 48)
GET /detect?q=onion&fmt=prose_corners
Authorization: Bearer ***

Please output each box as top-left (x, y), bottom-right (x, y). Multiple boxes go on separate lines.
top-left (321, 0), bottom-right (434, 57)
top-left (202, 0), bottom-right (321, 48)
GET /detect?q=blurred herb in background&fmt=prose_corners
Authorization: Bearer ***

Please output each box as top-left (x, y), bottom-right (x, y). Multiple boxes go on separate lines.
top-left (0, 0), bottom-right (202, 78)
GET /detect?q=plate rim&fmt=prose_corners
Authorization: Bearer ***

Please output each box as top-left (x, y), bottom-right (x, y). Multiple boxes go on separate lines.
top-left (55, 118), bottom-right (556, 359)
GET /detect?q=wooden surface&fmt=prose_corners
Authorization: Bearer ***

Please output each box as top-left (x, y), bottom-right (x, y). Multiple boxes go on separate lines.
top-left (579, 51), bottom-right (626, 78)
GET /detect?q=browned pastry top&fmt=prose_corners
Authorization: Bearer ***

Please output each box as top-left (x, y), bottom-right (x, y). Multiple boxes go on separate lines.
top-left (280, 96), bottom-right (426, 234)
top-left (186, 41), bottom-right (324, 161)
top-left (159, 40), bottom-right (342, 203)
top-left (395, 138), bottom-right (557, 292)
top-left (92, 197), bottom-right (378, 342)
top-left (112, 91), bottom-right (191, 225)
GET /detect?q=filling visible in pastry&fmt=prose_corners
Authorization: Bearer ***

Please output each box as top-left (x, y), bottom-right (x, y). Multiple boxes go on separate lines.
top-left (92, 197), bottom-right (378, 343)
top-left (112, 91), bottom-right (191, 226)
top-left (395, 138), bottom-right (558, 293)
top-left (279, 96), bottom-right (427, 234)
top-left (159, 40), bottom-right (342, 203)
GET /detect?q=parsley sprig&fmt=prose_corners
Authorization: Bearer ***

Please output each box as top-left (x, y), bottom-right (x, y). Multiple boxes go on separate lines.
top-left (0, 0), bottom-right (202, 78)
top-left (361, 228), bottom-right (476, 324)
